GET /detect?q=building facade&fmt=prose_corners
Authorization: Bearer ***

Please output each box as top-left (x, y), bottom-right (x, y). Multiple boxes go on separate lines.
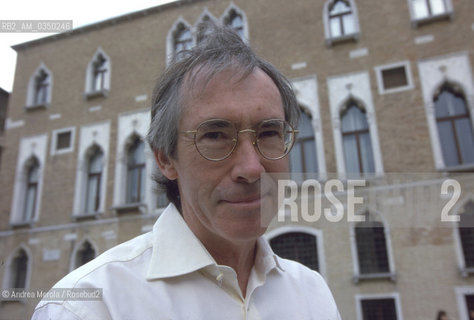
top-left (1, 0), bottom-right (474, 319)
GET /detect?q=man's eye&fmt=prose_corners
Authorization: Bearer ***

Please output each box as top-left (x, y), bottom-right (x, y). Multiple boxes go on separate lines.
top-left (259, 130), bottom-right (281, 139)
top-left (202, 131), bottom-right (228, 140)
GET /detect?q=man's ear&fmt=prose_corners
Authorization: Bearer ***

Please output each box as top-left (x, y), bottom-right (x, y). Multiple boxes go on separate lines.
top-left (153, 150), bottom-right (178, 180)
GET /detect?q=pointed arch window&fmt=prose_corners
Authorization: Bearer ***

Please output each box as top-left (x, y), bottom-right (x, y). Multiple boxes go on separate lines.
top-left (75, 241), bottom-right (96, 268)
top-left (85, 147), bottom-right (103, 214)
top-left (329, 0), bottom-right (356, 38)
top-left (34, 70), bottom-right (49, 106)
top-left (270, 232), bottom-right (319, 272)
top-left (23, 158), bottom-right (40, 223)
top-left (341, 101), bottom-right (375, 175)
top-left (224, 10), bottom-right (244, 39)
top-left (459, 200), bottom-right (474, 270)
top-left (27, 66), bottom-right (52, 109)
top-left (92, 54), bottom-right (107, 92)
top-left (290, 110), bottom-right (318, 180)
top-left (196, 15), bottom-right (214, 44)
top-left (10, 248), bottom-right (28, 289)
top-left (126, 138), bottom-right (146, 204)
top-left (355, 217), bottom-right (390, 275)
top-left (174, 24), bottom-right (193, 60)
top-left (434, 85), bottom-right (474, 167)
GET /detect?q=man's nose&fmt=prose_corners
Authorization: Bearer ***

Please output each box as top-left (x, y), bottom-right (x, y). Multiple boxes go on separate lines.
top-left (230, 134), bottom-right (265, 183)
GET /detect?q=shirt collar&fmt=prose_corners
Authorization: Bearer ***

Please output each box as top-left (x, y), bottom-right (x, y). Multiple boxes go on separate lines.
top-left (146, 203), bottom-right (285, 280)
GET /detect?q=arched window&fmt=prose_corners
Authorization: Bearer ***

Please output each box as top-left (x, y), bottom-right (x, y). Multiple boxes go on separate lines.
top-left (355, 217), bottom-right (390, 275)
top-left (195, 13), bottom-right (215, 44)
top-left (26, 65), bottom-right (52, 108)
top-left (23, 158), bottom-right (40, 222)
top-left (75, 241), bottom-right (96, 268)
top-left (270, 232), bottom-right (319, 271)
top-left (290, 110), bottom-right (317, 179)
top-left (174, 23), bottom-right (193, 60)
top-left (434, 85), bottom-right (474, 167)
top-left (126, 138), bottom-right (146, 204)
top-left (459, 200), bottom-right (474, 269)
top-left (85, 147), bottom-right (103, 213)
top-left (10, 248), bottom-right (28, 288)
top-left (34, 70), bottom-right (49, 106)
top-left (328, 0), bottom-right (355, 38)
top-left (225, 10), bottom-right (244, 38)
top-left (92, 54), bottom-right (107, 92)
top-left (341, 101), bottom-right (375, 175)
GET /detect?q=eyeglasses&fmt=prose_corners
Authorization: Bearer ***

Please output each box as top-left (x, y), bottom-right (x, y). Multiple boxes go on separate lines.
top-left (182, 119), bottom-right (299, 161)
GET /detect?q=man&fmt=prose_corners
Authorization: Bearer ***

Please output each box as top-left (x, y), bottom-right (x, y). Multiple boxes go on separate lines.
top-left (32, 24), bottom-right (340, 319)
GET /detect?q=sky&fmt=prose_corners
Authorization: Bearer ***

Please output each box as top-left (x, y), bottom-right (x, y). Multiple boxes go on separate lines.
top-left (0, 0), bottom-right (177, 92)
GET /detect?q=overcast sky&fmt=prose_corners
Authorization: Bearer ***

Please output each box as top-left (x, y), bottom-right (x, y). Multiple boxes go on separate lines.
top-left (0, 0), bottom-right (176, 92)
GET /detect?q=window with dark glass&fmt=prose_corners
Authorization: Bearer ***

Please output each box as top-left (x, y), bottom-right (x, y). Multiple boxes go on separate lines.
top-left (465, 295), bottom-right (474, 320)
top-left (341, 101), bottom-right (375, 175)
top-left (224, 9), bottom-right (244, 39)
top-left (355, 220), bottom-right (390, 274)
top-left (290, 110), bottom-right (317, 180)
top-left (23, 158), bottom-right (39, 222)
top-left (126, 138), bottom-right (146, 204)
top-left (174, 24), bottom-right (192, 60)
top-left (56, 131), bottom-right (72, 151)
top-left (435, 85), bottom-right (474, 167)
top-left (196, 16), bottom-right (213, 44)
top-left (85, 148), bottom-right (103, 213)
top-left (412, 0), bottom-right (448, 19)
top-left (11, 249), bottom-right (28, 288)
top-left (459, 200), bottom-right (474, 269)
top-left (34, 69), bottom-right (49, 106)
top-left (92, 54), bottom-right (107, 92)
top-left (75, 241), bottom-right (96, 268)
top-left (270, 232), bottom-right (319, 271)
top-left (381, 67), bottom-right (408, 90)
top-left (361, 298), bottom-right (397, 320)
top-left (328, 0), bottom-right (355, 38)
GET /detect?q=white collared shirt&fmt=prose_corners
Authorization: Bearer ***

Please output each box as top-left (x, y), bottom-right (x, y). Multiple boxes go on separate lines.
top-left (32, 204), bottom-right (341, 320)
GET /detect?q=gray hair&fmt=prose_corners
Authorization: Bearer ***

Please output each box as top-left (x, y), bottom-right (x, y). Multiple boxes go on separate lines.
top-left (147, 23), bottom-right (299, 210)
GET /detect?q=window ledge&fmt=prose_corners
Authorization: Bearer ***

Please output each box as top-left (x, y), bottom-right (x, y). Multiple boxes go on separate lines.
top-left (440, 163), bottom-right (474, 173)
top-left (411, 11), bottom-right (453, 27)
top-left (353, 272), bottom-right (396, 283)
top-left (25, 103), bottom-right (48, 110)
top-left (460, 267), bottom-right (474, 278)
top-left (10, 220), bottom-right (34, 228)
top-left (326, 32), bottom-right (359, 47)
top-left (73, 212), bottom-right (102, 221)
top-left (84, 89), bottom-right (108, 100)
top-left (112, 203), bottom-right (147, 214)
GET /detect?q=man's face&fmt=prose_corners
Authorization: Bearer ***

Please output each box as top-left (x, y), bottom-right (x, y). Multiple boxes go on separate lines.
top-left (159, 68), bottom-right (289, 245)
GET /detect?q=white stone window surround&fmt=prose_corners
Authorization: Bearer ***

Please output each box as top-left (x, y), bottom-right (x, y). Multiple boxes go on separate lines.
top-left (355, 292), bottom-right (403, 320)
top-left (264, 225), bottom-right (327, 279)
top-left (349, 210), bottom-right (396, 283)
top-left (69, 237), bottom-right (99, 272)
top-left (2, 244), bottom-right (33, 295)
top-left (84, 47), bottom-right (111, 99)
top-left (50, 126), bottom-right (76, 156)
top-left (220, 2), bottom-right (249, 42)
top-left (166, 17), bottom-right (194, 65)
top-left (25, 63), bottom-right (53, 109)
top-left (291, 75), bottom-right (327, 180)
top-left (374, 60), bottom-right (415, 95)
top-left (407, 0), bottom-right (454, 27)
top-left (327, 71), bottom-right (384, 179)
top-left (456, 286), bottom-right (474, 320)
top-left (73, 121), bottom-right (110, 217)
top-left (113, 109), bottom-right (157, 213)
top-left (417, 51), bottom-right (474, 171)
top-left (452, 195), bottom-right (474, 277)
top-left (10, 134), bottom-right (48, 226)
top-left (323, 0), bottom-right (361, 46)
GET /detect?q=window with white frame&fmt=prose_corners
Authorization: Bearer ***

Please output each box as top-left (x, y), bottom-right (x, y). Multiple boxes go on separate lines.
top-left (361, 298), bottom-right (398, 320)
top-left (341, 100), bottom-right (375, 176)
top-left (73, 122), bottom-right (109, 217)
top-left (459, 200), bottom-right (474, 271)
top-left (85, 49), bottom-right (110, 98)
top-left (3, 246), bottom-right (32, 296)
top-left (74, 240), bottom-right (96, 269)
top-left (375, 61), bottom-right (414, 94)
top-left (434, 84), bottom-right (474, 167)
top-left (51, 127), bottom-right (75, 155)
top-left (270, 231), bottom-right (320, 271)
top-left (355, 219), bottom-right (390, 275)
top-left (221, 3), bottom-right (248, 41)
top-left (455, 287), bottom-right (474, 320)
top-left (26, 65), bottom-right (52, 109)
top-left (324, 0), bottom-right (360, 45)
top-left (290, 109), bottom-right (318, 180)
top-left (85, 145), bottom-right (104, 214)
top-left (410, 0), bottom-right (453, 23)
top-left (126, 137), bottom-right (146, 204)
top-left (10, 134), bottom-right (47, 226)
